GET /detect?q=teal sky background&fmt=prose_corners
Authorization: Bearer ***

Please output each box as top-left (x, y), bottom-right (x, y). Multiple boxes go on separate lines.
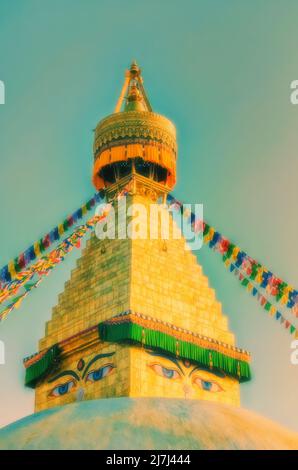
top-left (0, 0), bottom-right (297, 430)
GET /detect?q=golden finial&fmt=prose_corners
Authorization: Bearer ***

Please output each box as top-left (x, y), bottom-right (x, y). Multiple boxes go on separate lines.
top-left (114, 60), bottom-right (151, 113)
top-left (130, 60), bottom-right (141, 77)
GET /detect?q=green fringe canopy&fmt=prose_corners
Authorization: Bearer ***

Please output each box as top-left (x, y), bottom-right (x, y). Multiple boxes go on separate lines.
top-left (24, 315), bottom-right (251, 388)
top-left (24, 345), bottom-right (61, 388)
top-left (98, 321), bottom-right (251, 382)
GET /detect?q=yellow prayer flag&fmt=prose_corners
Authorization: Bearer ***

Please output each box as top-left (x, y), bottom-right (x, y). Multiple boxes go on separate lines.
top-left (281, 293), bottom-right (289, 305)
top-left (58, 224), bottom-right (65, 236)
top-left (232, 246), bottom-right (240, 260)
top-left (204, 227), bottom-right (214, 243)
top-left (269, 305), bottom-right (276, 316)
top-left (34, 241), bottom-right (41, 257)
top-left (255, 269), bottom-right (263, 284)
top-left (8, 261), bottom-right (16, 280)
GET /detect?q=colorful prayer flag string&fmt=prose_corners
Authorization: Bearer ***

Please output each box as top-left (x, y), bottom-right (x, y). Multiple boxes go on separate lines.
top-left (0, 185), bottom-right (131, 322)
top-left (0, 207), bottom-right (111, 322)
top-left (166, 194), bottom-right (298, 317)
top-left (0, 191), bottom-right (105, 285)
top-left (225, 259), bottom-right (297, 338)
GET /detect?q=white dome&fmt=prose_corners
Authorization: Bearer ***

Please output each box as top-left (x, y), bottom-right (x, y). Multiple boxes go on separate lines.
top-left (0, 398), bottom-right (297, 450)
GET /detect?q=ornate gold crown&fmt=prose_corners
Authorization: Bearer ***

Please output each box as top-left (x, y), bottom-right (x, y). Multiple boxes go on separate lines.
top-left (92, 62), bottom-right (177, 190)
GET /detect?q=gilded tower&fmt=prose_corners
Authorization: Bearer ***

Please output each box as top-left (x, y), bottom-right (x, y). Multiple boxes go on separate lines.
top-left (23, 62), bottom-right (251, 412)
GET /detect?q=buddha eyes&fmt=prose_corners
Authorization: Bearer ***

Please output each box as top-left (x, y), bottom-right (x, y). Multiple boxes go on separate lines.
top-left (85, 364), bottom-right (114, 383)
top-left (49, 380), bottom-right (75, 397)
top-left (149, 363), bottom-right (180, 380)
top-left (148, 364), bottom-right (223, 392)
top-left (48, 364), bottom-right (115, 398)
top-left (48, 356), bottom-right (223, 400)
top-left (193, 377), bottom-right (223, 393)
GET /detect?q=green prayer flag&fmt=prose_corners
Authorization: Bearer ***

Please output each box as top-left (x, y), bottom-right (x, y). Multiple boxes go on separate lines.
top-left (39, 239), bottom-right (45, 253)
top-left (13, 259), bottom-right (21, 273)
top-left (203, 224), bottom-right (210, 236)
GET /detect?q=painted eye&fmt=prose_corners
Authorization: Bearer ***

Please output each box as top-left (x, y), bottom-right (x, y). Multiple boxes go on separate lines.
top-left (193, 377), bottom-right (223, 392)
top-left (149, 363), bottom-right (180, 380)
top-left (49, 380), bottom-right (75, 397)
top-left (86, 364), bottom-right (114, 382)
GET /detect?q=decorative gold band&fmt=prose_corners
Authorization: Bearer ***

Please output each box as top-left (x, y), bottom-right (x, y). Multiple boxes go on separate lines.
top-left (104, 311), bottom-right (251, 363)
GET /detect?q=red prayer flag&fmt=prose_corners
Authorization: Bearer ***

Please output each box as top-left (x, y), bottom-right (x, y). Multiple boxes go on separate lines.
top-left (18, 253), bottom-right (26, 269)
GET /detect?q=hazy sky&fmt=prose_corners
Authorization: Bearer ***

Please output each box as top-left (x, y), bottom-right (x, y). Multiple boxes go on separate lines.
top-left (0, 0), bottom-right (297, 431)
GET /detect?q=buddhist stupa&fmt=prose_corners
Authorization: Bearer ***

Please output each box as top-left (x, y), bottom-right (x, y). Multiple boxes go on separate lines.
top-left (1, 62), bottom-right (297, 450)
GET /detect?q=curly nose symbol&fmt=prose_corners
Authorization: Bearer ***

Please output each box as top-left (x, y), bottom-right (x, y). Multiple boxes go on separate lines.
top-left (76, 387), bottom-right (84, 402)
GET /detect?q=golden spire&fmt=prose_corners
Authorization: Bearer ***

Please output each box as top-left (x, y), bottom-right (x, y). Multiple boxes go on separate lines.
top-left (115, 61), bottom-right (152, 113)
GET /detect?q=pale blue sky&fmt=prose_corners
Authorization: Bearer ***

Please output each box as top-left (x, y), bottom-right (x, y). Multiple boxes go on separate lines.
top-left (0, 0), bottom-right (297, 430)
